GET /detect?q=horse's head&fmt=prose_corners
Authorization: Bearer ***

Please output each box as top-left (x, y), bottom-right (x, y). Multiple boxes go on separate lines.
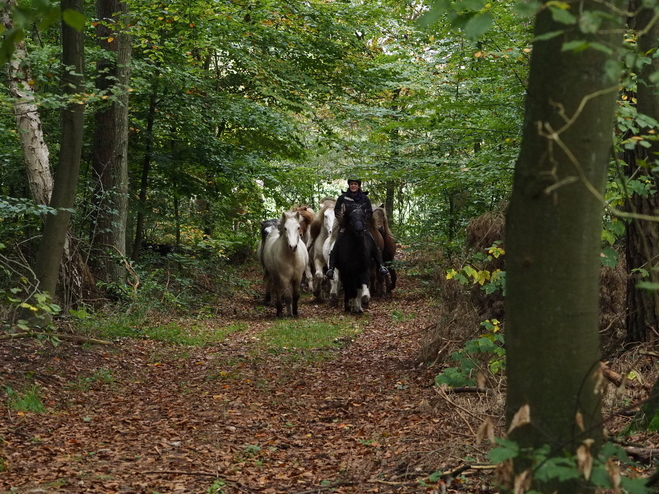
top-left (345, 204), bottom-right (367, 236)
top-left (323, 206), bottom-right (335, 236)
top-left (280, 211), bottom-right (302, 251)
top-left (260, 218), bottom-right (279, 243)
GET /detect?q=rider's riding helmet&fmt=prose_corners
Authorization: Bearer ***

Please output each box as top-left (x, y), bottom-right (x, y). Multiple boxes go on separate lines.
top-left (347, 177), bottom-right (362, 187)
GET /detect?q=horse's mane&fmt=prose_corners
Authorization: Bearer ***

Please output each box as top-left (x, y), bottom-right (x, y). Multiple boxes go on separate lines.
top-left (289, 205), bottom-right (314, 234)
top-left (319, 196), bottom-right (336, 208)
top-left (292, 205), bottom-right (314, 221)
top-left (372, 205), bottom-right (393, 236)
top-left (310, 199), bottom-right (336, 240)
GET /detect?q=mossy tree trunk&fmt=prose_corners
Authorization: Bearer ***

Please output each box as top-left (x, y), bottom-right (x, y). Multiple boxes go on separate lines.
top-left (33, 0), bottom-right (85, 299)
top-left (504, 0), bottom-right (624, 492)
top-left (90, 0), bottom-right (131, 284)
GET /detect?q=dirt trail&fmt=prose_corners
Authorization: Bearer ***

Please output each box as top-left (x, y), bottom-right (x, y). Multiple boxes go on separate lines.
top-left (0, 272), bottom-right (501, 493)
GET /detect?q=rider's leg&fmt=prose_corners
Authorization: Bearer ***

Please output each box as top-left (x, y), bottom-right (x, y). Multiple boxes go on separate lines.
top-left (367, 232), bottom-right (389, 276)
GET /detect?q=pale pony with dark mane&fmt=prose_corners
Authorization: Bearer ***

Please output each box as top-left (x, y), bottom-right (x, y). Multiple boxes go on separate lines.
top-left (261, 210), bottom-right (309, 317)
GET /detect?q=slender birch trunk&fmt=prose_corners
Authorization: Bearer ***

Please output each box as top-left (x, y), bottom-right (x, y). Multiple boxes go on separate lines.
top-left (1, 0), bottom-right (52, 207)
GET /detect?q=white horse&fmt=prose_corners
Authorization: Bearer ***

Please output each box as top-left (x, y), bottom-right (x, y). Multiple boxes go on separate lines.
top-left (262, 211), bottom-right (309, 317)
top-left (323, 232), bottom-right (341, 305)
top-left (256, 218), bottom-right (279, 304)
top-left (310, 200), bottom-right (335, 299)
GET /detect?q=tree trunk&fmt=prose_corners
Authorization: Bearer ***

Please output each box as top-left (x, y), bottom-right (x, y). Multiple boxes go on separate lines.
top-left (384, 180), bottom-right (395, 227)
top-left (90, 0), bottom-right (131, 284)
top-left (131, 90), bottom-right (157, 262)
top-left (504, 1), bottom-right (624, 492)
top-left (1, 0), bottom-right (52, 207)
top-left (33, 0), bottom-right (85, 299)
top-left (625, 5), bottom-right (659, 343)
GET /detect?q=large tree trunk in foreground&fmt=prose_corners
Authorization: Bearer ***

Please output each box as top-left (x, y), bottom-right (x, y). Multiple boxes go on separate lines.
top-left (504, 1), bottom-right (624, 492)
top-left (33, 0), bottom-right (85, 299)
top-left (625, 5), bottom-right (659, 343)
top-left (90, 0), bottom-right (131, 284)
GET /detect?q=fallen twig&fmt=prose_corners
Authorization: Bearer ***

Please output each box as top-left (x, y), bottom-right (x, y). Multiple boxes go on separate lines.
top-left (624, 446), bottom-right (659, 462)
top-left (441, 463), bottom-right (497, 479)
top-left (447, 386), bottom-right (495, 396)
top-left (601, 362), bottom-right (652, 390)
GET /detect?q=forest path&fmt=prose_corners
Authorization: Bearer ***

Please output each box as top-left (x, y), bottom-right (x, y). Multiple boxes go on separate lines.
top-left (0, 265), bottom-right (501, 494)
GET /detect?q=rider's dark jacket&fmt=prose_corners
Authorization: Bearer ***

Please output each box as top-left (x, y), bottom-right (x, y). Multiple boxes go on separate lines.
top-left (334, 189), bottom-right (373, 225)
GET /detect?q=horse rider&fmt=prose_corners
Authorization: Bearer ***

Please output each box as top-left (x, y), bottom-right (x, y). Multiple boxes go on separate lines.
top-left (325, 178), bottom-right (390, 280)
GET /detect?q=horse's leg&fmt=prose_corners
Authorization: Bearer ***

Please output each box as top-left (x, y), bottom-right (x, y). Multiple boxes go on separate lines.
top-left (291, 279), bottom-right (301, 317)
top-left (388, 268), bottom-right (397, 292)
top-left (304, 263), bottom-right (314, 294)
top-left (329, 268), bottom-right (340, 306)
top-left (359, 256), bottom-right (372, 307)
top-left (282, 291), bottom-right (293, 317)
top-left (263, 272), bottom-right (272, 305)
top-left (274, 286), bottom-right (284, 318)
top-left (313, 255), bottom-right (324, 299)
top-left (354, 287), bottom-right (364, 314)
top-left (361, 282), bottom-right (370, 309)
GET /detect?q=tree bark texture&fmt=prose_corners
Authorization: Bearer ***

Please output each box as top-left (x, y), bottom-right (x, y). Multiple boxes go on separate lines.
top-left (33, 0), bottom-right (85, 298)
top-left (131, 90), bottom-right (157, 262)
top-left (504, 1), bottom-right (624, 492)
top-left (90, 0), bottom-right (131, 284)
top-left (625, 6), bottom-right (659, 343)
top-left (1, 0), bottom-right (52, 207)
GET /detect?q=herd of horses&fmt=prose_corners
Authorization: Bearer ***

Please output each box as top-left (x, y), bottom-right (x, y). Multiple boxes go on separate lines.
top-left (257, 198), bottom-right (397, 317)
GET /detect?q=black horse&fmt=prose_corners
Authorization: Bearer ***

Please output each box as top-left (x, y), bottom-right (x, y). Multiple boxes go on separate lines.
top-left (333, 204), bottom-right (379, 313)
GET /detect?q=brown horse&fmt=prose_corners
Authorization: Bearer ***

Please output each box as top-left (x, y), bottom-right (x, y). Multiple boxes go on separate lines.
top-left (291, 205), bottom-right (315, 247)
top-left (371, 205), bottom-right (397, 293)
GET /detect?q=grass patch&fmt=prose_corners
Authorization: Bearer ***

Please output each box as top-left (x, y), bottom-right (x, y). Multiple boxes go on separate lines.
top-left (5, 385), bottom-right (47, 413)
top-left (77, 316), bottom-right (248, 346)
top-left (258, 319), bottom-right (360, 350)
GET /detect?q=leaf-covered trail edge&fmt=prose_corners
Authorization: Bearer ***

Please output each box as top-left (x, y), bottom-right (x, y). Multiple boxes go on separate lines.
top-left (0, 268), bottom-right (502, 494)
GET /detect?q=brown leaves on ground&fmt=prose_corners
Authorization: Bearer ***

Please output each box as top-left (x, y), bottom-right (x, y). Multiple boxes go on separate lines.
top-left (0, 270), bottom-right (503, 494)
